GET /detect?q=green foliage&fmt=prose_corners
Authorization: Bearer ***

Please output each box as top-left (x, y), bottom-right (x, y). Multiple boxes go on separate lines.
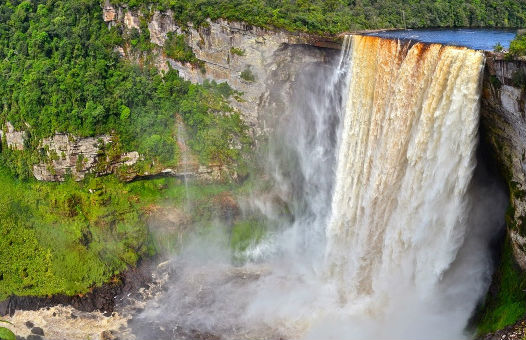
top-left (0, 0), bottom-right (250, 175)
top-left (0, 325), bottom-right (15, 340)
top-left (230, 218), bottom-right (265, 252)
top-left (240, 68), bottom-right (255, 82)
top-left (0, 170), bottom-right (155, 300)
top-left (509, 33), bottom-right (526, 56)
top-left (230, 47), bottom-right (245, 56)
top-left (477, 236), bottom-right (526, 335)
top-left (109, 0), bottom-right (526, 34)
top-left (0, 0), bottom-right (122, 139)
top-left (178, 80), bottom-right (251, 165)
top-left (512, 70), bottom-right (526, 88)
top-left (494, 42), bottom-right (504, 52)
top-left (0, 164), bottom-right (255, 299)
top-left (164, 32), bottom-right (203, 69)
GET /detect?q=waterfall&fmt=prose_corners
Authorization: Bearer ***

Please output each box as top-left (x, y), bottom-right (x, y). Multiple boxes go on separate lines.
top-left (137, 35), bottom-right (506, 340)
top-left (325, 35), bottom-right (485, 307)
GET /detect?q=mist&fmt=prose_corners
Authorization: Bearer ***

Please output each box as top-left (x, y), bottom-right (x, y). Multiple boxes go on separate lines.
top-left (132, 36), bottom-right (508, 340)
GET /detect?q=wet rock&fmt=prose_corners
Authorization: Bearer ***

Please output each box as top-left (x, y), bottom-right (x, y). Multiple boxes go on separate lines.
top-left (101, 330), bottom-right (117, 340)
top-left (26, 335), bottom-right (42, 340)
top-left (30, 327), bottom-right (44, 336)
top-left (0, 297), bottom-right (10, 316)
top-left (24, 321), bottom-right (34, 329)
top-left (0, 257), bottom-right (157, 316)
top-left (481, 54), bottom-right (526, 271)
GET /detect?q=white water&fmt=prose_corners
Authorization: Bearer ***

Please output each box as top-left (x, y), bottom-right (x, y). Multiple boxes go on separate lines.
top-left (136, 35), bottom-right (506, 340)
top-left (327, 35), bottom-right (483, 305)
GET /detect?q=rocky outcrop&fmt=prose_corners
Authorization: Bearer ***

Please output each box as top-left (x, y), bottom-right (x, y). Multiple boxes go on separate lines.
top-left (1, 122), bottom-right (26, 150)
top-left (32, 134), bottom-right (139, 181)
top-left (102, 2), bottom-right (339, 135)
top-left (30, 133), bottom-right (226, 182)
top-left (481, 53), bottom-right (526, 271)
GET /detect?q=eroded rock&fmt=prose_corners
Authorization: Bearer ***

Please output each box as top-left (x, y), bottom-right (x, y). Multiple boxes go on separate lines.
top-left (102, 4), bottom-right (338, 136)
top-left (481, 53), bottom-right (526, 271)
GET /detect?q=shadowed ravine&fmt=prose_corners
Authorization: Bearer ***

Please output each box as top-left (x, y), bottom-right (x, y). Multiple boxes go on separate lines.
top-left (132, 35), bottom-right (507, 340)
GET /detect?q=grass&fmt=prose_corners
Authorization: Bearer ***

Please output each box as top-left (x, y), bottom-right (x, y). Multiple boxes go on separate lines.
top-left (0, 170), bottom-right (155, 299)
top-left (0, 161), bottom-right (270, 300)
top-left (477, 236), bottom-right (526, 335)
top-left (230, 218), bottom-right (266, 252)
top-left (230, 47), bottom-right (245, 56)
top-left (0, 166), bottom-right (253, 300)
top-left (240, 68), bottom-right (256, 82)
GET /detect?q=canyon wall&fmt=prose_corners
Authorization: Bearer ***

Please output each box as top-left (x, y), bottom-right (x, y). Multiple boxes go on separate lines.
top-left (4, 3), bottom-right (526, 277)
top-left (102, 1), bottom-right (339, 135)
top-left (481, 54), bottom-right (526, 271)
top-left (0, 3), bottom-right (338, 182)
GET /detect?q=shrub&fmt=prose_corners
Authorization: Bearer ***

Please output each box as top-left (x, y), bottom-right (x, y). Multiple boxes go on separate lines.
top-left (240, 68), bottom-right (256, 82)
top-left (509, 34), bottom-right (526, 56)
top-left (230, 47), bottom-right (245, 56)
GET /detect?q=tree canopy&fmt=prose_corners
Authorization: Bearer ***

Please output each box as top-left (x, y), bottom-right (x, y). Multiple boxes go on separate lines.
top-left (111, 0), bottom-right (526, 34)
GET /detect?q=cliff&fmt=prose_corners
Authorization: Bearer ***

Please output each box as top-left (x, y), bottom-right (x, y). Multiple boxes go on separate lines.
top-left (0, 4), bottom-right (338, 183)
top-left (102, 2), bottom-right (339, 135)
top-left (481, 54), bottom-right (526, 272)
top-left (102, 1), bottom-right (526, 285)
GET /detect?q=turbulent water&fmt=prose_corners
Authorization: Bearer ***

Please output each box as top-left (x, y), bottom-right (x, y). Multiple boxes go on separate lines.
top-left (327, 35), bottom-right (484, 304)
top-left (135, 35), bottom-right (506, 340)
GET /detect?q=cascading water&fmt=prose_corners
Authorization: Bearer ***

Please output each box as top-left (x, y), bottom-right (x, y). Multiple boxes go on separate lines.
top-left (326, 35), bottom-right (484, 304)
top-left (135, 35), bottom-right (506, 340)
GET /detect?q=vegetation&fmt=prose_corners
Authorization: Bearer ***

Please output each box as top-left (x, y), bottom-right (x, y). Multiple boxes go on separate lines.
top-left (0, 321), bottom-right (15, 340)
top-left (0, 170), bottom-right (155, 299)
top-left (0, 0), bottom-right (253, 301)
top-left (0, 167), bottom-right (257, 299)
top-left (509, 32), bottom-right (526, 56)
top-left (164, 32), bottom-right (204, 70)
top-left (477, 236), bottom-right (526, 335)
top-left (230, 47), bottom-right (245, 56)
top-left (110, 0), bottom-right (526, 34)
top-left (494, 42), bottom-right (504, 52)
top-left (240, 68), bottom-right (256, 82)
top-left (0, 0), bottom-right (250, 180)
top-left (230, 218), bottom-right (266, 253)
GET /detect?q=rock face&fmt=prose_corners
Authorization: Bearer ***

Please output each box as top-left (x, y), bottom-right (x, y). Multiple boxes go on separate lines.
top-left (32, 134), bottom-right (139, 181)
top-left (1, 122), bottom-right (26, 150)
top-left (481, 53), bottom-right (526, 271)
top-left (102, 2), bottom-right (339, 135)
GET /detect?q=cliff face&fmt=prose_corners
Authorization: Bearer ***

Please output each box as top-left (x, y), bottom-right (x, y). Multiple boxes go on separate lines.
top-left (481, 53), bottom-right (526, 271)
top-left (6, 5), bottom-right (526, 273)
top-left (102, 2), bottom-right (339, 135)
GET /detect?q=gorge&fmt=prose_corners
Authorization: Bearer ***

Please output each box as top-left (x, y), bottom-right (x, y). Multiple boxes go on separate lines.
top-left (124, 35), bottom-right (508, 340)
top-left (2, 2), bottom-right (526, 340)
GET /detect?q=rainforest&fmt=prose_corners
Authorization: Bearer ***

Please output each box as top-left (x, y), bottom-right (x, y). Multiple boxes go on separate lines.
top-left (1, 0), bottom-right (526, 339)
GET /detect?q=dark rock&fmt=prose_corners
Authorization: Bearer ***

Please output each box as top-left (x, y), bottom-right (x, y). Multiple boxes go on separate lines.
top-left (0, 297), bottom-right (10, 316)
top-left (27, 335), bottom-right (42, 340)
top-left (1, 257), bottom-right (158, 315)
top-left (31, 327), bottom-right (44, 336)
top-left (101, 330), bottom-right (117, 340)
top-left (70, 313), bottom-right (78, 319)
top-left (4, 279), bottom-right (122, 314)
top-left (25, 321), bottom-right (34, 329)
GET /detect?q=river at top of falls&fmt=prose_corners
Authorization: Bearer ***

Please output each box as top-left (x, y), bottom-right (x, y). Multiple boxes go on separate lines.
top-left (367, 28), bottom-right (517, 50)
top-left (132, 35), bottom-right (507, 340)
